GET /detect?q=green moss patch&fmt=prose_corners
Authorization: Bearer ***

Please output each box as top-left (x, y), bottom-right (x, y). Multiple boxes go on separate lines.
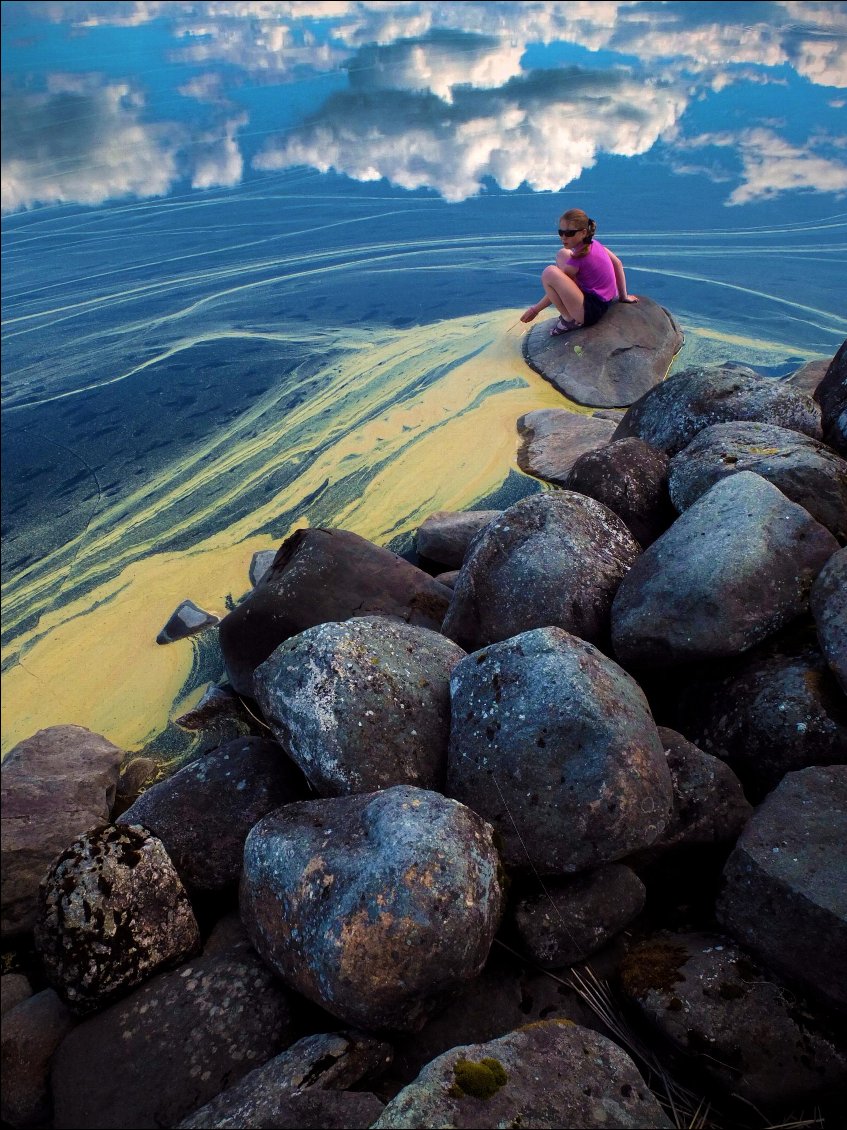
top-left (449, 1056), bottom-right (508, 1100)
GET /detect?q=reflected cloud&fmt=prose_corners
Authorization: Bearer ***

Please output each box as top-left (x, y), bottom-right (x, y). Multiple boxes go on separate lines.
top-left (190, 114), bottom-right (247, 188)
top-left (1, 75), bottom-right (181, 211)
top-left (254, 66), bottom-right (686, 201)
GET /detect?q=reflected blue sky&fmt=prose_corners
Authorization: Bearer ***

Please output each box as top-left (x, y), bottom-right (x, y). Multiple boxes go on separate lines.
top-left (1, 1), bottom-right (846, 754)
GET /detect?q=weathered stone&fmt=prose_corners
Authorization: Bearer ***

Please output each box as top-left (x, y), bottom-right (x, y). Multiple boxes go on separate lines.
top-left (219, 528), bottom-right (452, 696)
top-left (372, 1019), bottom-right (672, 1128)
top-left (442, 493), bottom-right (640, 654)
top-left (1, 989), bottom-right (75, 1128)
top-left (416, 510), bottom-right (500, 569)
top-left (811, 546), bottom-right (847, 691)
top-left (515, 410), bottom-right (616, 485)
top-left (611, 472), bottom-right (838, 667)
top-left (522, 296), bottom-right (683, 408)
top-left (674, 629), bottom-right (847, 801)
top-left (239, 785), bottom-right (505, 1033)
top-left (117, 738), bottom-right (309, 890)
top-left (649, 728), bottom-right (752, 853)
top-left (668, 420), bottom-right (847, 540)
top-left (814, 339), bottom-right (847, 455)
top-left (512, 864), bottom-right (646, 968)
top-left (249, 548), bottom-right (276, 587)
top-left (619, 932), bottom-right (847, 1108)
top-left (1, 725), bottom-right (124, 938)
top-left (156, 599), bottom-right (219, 645)
top-left (50, 938), bottom-right (297, 1130)
top-left (1, 973), bottom-right (33, 1017)
top-left (34, 823), bottom-right (201, 1015)
top-left (254, 616), bottom-right (465, 797)
top-left (113, 757), bottom-right (157, 817)
top-left (435, 569), bottom-right (460, 588)
top-left (173, 682), bottom-right (254, 733)
top-left (785, 356), bottom-right (831, 395)
top-left (190, 1090), bottom-right (386, 1130)
top-left (613, 363), bottom-right (823, 456)
top-left (178, 1031), bottom-right (392, 1128)
top-left (564, 437), bottom-right (673, 546)
top-left (446, 628), bottom-right (673, 874)
top-left (716, 766), bottom-right (847, 1016)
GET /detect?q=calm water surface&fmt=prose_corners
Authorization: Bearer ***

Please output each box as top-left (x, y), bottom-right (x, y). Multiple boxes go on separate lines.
top-left (2, 0), bottom-right (846, 757)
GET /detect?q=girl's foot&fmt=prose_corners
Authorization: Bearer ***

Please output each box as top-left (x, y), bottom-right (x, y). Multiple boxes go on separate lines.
top-left (550, 316), bottom-right (581, 336)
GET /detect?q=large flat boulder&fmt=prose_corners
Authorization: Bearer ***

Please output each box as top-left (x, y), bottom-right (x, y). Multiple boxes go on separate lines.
top-left (814, 339), bottom-right (846, 455)
top-left (716, 765), bottom-right (847, 1016)
top-left (515, 410), bottom-right (616, 484)
top-left (522, 297), bottom-right (683, 408)
top-left (1, 726), bottom-right (124, 938)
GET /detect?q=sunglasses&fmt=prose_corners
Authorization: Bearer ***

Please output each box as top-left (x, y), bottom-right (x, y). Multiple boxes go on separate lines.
top-left (558, 228), bottom-right (583, 237)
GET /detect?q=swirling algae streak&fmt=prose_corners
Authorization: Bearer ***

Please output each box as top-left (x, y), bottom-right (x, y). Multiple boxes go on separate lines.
top-left (1, 311), bottom-right (571, 758)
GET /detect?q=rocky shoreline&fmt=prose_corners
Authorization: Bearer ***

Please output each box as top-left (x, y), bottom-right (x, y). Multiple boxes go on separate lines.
top-left (2, 319), bottom-right (846, 1130)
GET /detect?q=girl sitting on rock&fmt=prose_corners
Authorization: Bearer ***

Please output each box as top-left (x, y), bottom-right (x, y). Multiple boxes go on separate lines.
top-left (521, 209), bottom-right (638, 335)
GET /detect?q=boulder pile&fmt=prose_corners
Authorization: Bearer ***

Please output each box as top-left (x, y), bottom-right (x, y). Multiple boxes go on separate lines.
top-left (2, 347), bottom-right (846, 1130)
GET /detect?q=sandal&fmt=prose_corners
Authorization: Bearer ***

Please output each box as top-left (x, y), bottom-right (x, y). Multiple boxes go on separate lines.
top-left (550, 316), bottom-right (581, 336)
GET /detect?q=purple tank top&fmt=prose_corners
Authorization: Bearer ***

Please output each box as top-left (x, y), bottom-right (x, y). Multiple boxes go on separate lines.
top-left (569, 240), bottom-right (617, 302)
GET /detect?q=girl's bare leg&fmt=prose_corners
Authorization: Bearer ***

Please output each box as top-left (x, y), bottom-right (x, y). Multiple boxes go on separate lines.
top-left (541, 265), bottom-right (585, 324)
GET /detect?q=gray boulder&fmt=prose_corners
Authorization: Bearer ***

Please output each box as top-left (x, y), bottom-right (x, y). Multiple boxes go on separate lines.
top-left (613, 363), bottom-right (822, 456)
top-left (785, 356), bottom-right (831, 395)
top-left (253, 616), bottom-right (465, 797)
top-left (716, 765), bottom-right (847, 1016)
top-left (34, 823), bottom-right (200, 1015)
top-left (515, 409), bottom-right (616, 485)
top-left (1, 973), bottom-right (33, 1017)
top-left (619, 932), bottom-right (847, 1108)
top-left (117, 738), bottom-right (309, 890)
top-left (522, 296), bottom-right (683, 408)
top-left (668, 420), bottom-right (847, 540)
top-left (814, 339), bottom-right (847, 455)
top-left (442, 493), bottom-right (641, 654)
top-left (249, 548), bottom-right (276, 587)
top-left (156, 599), bottom-right (219, 645)
top-left (416, 510), bottom-right (500, 569)
top-left (611, 472), bottom-right (838, 667)
top-left (218, 528), bottom-right (452, 696)
top-left (674, 630), bottom-right (847, 801)
top-left (564, 437), bottom-right (673, 546)
top-left (512, 864), bottom-right (646, 968)
top-left (240, 785), bottom-right (505, 1032)
top-left (1, 989), bottom-right (75, 1128)
top-left (446, 628), bottom-right (673, 874)
top-left (50, 935), bottom-right (297, 1130)
top-left (372, 1019), bottom-right (672, 1128)
top-left (811, 546), bottom-right (847, 691)
top-left (1, 725), bottom-right (124, 938)
top-left (178, 1031), bottom-right (391, 1128)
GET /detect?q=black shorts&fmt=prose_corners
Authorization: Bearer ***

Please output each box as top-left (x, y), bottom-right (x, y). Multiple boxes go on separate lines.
top-left (582, 290), bottom-right (612, 327)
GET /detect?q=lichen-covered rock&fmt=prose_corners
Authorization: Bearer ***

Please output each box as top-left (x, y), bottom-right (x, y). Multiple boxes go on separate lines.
top-left (1, 725), bottom-right (124, 938)
top-left (239, 785), bottom-right (505, 1032)
top-left (716, 766), bottom-right (847, 1016)
top-left (1, 973), bottom-right (33, 1017)
top-left (668, 420), bottom-right (847, 540)
top-left (34, 823), bottom-right (200, 1015)
top-left (446, 628), bottom-right (673, 873)
top-left (673, 630), bottom-right (847, 801)
top-left (253, 617), bottom-right (465, 796)
top-left (522, 296), bottom-right (683, 409)
top-left (811, 546), bottom-right (847, 692)
top-left (156, 599), bottom-right (219, 645)
top-left (613, 363), bottom-right (823, 456)
top-left (218, 528), bottom-right (452, 696)
top-left (416, 510), bottom-right (501, 569)
top-left (611, 472), bottom-right (838, 667)
top-left (372, 1019), bottom-right (672, 1128)
top-left (50, 936), bottom-right (297, 1130)
top-left (814, 339), bottom-right (847, 455)
top-left (442, 493), bottom-right (641, 654)
top-left (619, 932), bottom-right (847, 1109)
top-left (178, 1031), bottom-right (392, 1128)
top-left (512, 864), bottom-right (646, 968)
top-left (1, 989), bottom-right (75, 1128)
top-left (515, 409), bottom-right (616, 485)
top-left (117, 738), bottom-right (309, 890)
top-left (564, 437), bottom-right (673, 547)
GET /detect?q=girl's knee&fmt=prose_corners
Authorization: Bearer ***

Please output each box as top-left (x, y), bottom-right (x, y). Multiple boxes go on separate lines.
top-left (541, 264), bottom-right (561, 285)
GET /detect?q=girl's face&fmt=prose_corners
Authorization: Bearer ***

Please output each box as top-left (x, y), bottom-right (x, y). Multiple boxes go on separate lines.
top-left (559, 221), bottom-right (586, 252)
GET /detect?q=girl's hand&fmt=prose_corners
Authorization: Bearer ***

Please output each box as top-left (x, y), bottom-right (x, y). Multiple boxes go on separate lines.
top-left (620, 295), bottom-right (639, 303)
top-left (520, 305), bottom-right (539, 323)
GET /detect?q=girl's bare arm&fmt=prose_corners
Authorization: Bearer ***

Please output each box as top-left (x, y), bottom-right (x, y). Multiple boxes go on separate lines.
top-left (608, 249), bottom-right (638, 302)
